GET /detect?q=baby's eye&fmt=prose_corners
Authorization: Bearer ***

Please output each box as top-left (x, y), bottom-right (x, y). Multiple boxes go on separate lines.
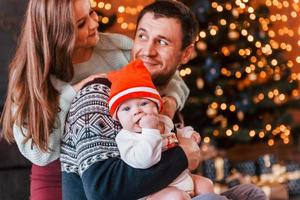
top-left (140, 101), bottom-right (149, 106)
top-left (121, 106), bottom-right (130, 111)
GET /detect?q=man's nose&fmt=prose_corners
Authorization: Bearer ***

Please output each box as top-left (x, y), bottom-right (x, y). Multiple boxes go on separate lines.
top-left (142, 41), bottom-right (157, 57)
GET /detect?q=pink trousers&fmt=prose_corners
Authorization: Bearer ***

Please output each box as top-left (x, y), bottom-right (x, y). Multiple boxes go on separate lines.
top-left (30, 159), bottom-right (62, 200)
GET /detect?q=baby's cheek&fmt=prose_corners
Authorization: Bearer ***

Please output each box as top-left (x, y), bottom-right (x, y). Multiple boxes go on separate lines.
top-left (152, 107), bottom-right (159, 114)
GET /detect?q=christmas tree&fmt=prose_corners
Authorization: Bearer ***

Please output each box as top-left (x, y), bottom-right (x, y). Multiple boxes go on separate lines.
top-left (180, 0), bottom-right (300, 148)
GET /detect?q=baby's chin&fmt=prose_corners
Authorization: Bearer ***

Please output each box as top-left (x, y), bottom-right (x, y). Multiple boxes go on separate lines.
top-left (129, 124), bottom-right (142, 133)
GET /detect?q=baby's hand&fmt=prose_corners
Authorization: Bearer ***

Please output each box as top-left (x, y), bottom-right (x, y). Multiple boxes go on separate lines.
top-left (139, 114), bottom-right (160, 129)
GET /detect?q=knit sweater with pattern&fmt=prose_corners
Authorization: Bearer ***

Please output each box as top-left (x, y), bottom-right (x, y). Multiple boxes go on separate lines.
top-left (61, 78), bottom-right (188, 200)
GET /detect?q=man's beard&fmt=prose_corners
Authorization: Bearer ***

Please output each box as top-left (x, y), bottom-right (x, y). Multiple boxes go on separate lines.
top-left (152, 73), bottom-right (173, 86)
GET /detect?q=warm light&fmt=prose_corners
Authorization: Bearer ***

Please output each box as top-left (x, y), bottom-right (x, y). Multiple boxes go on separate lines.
top-left (118, 6), bottom-right (125, 13)
top-left (250, 14), bottom-right (256, 20)
top-left (185, 68), bottom-right (192, 75)
top-left (241, 29), bottom-right (248, 36)
top-left (91, 0), bottom-right (97, 8)
top-left (247, 35), bottom-right (254, 42)
top-left (248, 7), bottom-right (254, 13)
top-left (221, 47), bottom-right (230, 56)
top-left (215, 86), bottom-right (224, 96)
top-left (249, 130), bottom-right (256, 137)
top-left (117, 17), bottom-right (124, 24)
top-left (217, 5), bottom-right (224, 12)
top-left (229, 105), bottom-right (236, 112)
top-left (259, 131), bottom-right (265, 138)
top-left (196, 78), bottom-right (205, 89)
top-left (265, 124), bottom-right (272, 131)
top-left (255, 41), bottom-right (262, 48)
top-left (283, 138), bottom-right (289, 144)
top-left (210, 29), bottom-right (217, 36)
top-left (211, 102), bottom-right (218, 109)
top-left (260, 71), bottom-right (267, 79)
top-left (268, 30), bottom-right (276, 37)
top-left (235, 71), bottom-right (242, 78)
top-left (291, 11), bottom-right (297, 18)
top-left (220, 103), bottom-right (227, 110)
top-left (271, 59), bottom-right (278, 66)
top-left (101, 17), bottom-right (109, 24)
top-left (204, 137), bottom-right (211, 143)
top-left (229, 23), bottom-right (237, 30)
top-left (199, 31), bottom-right (207, 38)
top-left (226, 129), bottom-right (233, 136)
top-left (213, 130), bottom-right (220, 136)
top-left (128, 23), bottom-right (136, 30)
top-left (98, 1), bottom-right (104, 8)
top-left (104, 3), bottom-right (111, 10)
top-left (292, 89), bottom-right (299, 97)
top-left (233, 124), bottom-right (239, 131)
top-left (196, 41), bottom-right (207, 51)
top-left (258, 93), bottom-right (265, 100)
top-left (121, 22), bottom-right (128, 29)
top-left (279, 94), bottom-right (286, 101)
top-left (268, 139), bottom-right (274, 146)
top-left (268, 91), bottom-right (274, 99)
top-left (245, 67), bottom-right (252, 74)
top-left (220, 19), bottom-right (227, 26)
top-left (212, 2), bottom-right (218, 8)
top-left (225, 3), bottom-right (232, 10)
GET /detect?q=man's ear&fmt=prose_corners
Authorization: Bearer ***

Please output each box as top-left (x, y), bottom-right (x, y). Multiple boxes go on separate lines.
top-left (180, 44), bottom-right (195, 65)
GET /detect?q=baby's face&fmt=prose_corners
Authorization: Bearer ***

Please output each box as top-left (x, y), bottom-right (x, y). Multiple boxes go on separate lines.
top-left (117, 98), bottom-right (159, 132)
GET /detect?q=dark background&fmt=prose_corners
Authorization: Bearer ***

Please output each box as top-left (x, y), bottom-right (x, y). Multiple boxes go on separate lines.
top-left (0, 1), bottom-right (31, 200)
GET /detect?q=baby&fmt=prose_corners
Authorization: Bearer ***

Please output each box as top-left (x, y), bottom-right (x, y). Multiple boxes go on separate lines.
top-left (108, 60), bottom-right (213, 200)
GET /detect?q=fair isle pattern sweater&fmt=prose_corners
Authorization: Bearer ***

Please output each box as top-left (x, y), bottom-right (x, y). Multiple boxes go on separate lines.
top-left (61, 79), bottom-right (122, 176)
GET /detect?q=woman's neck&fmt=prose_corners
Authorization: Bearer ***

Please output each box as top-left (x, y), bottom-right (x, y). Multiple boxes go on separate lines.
top-left (72, 47), bottom-right (94, 64)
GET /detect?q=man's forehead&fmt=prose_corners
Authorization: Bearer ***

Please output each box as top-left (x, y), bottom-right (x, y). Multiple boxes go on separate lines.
top-left (137, 13), bottom-right (182, 39)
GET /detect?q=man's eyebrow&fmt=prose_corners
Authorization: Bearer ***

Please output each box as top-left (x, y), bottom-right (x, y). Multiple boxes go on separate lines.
top-left (137, 27), bottom-right (172, 43)
top-left (136, 27), bottom-right (147, 32)
top-left (156, 35), bottom-right (172, 43)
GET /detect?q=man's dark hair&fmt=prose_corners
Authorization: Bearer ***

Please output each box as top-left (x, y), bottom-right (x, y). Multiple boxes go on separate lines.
top-left (137, 0), bottom-right (199, 50)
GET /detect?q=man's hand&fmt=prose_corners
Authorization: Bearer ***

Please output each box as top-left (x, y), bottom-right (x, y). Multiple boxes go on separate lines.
top-left (178, 136), bottom-right (201, 170)
top-left (160, 96), bottom-right (177, 119)
top-left (190, 132), bottom-right (201, 144)
top-left (72, 73), bottom-right (107, 92)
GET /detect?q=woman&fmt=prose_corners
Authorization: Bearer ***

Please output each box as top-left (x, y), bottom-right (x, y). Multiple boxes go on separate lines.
top-left (1, 0), bottom-right (189, 199)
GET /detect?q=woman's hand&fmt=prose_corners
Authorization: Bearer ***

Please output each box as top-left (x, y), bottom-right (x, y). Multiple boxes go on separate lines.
top-left (160, 96), bottom-right (177, 119)
top-left (72, 73), bottom-right (107, 92)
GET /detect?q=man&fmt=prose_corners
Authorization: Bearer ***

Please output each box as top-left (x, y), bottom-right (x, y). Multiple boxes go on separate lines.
top-left (61, 1), bottom-right (266, 200)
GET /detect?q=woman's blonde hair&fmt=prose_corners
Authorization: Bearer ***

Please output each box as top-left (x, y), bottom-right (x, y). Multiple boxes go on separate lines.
top-left (1, 0), bottom-right (76, 152)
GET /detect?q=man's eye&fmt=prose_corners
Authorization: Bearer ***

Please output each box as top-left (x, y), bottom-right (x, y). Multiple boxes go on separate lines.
top-left (159, 40), bottom-right (168, 46)
top-left (138, 34), bottom-right (147, 40)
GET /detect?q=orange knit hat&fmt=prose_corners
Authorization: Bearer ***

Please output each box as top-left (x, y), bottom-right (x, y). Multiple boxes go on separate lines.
top-left (108, 60), bottom-right (163, 119)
